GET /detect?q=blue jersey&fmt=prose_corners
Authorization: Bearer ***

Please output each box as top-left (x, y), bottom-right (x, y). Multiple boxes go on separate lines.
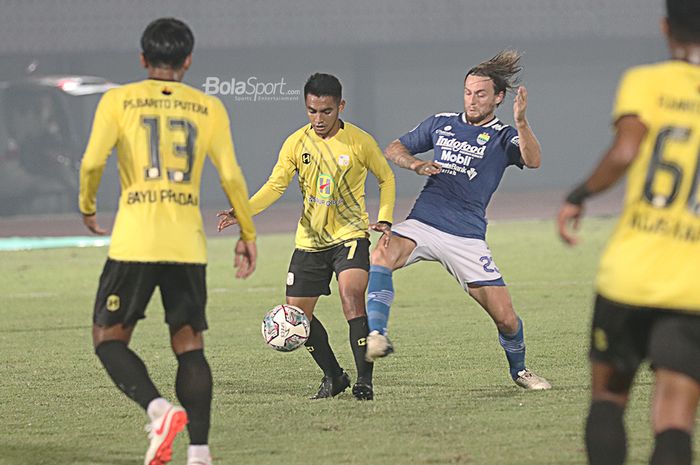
top-left (399, 112), bottom-right (523, 240)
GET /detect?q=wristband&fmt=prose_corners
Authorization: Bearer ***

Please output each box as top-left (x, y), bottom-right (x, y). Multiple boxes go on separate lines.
top-left (565, 183), bottom-right (592, 206)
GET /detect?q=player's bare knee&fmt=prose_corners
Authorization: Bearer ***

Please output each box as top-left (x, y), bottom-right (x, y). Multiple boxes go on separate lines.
top-left (92, 323), bottom-right (132, 349)
top-left (495, 316), bottom-right (518, 335)
top-left (170, 324), bottom-right (204, 355)
top-left (591, 364), bottom-right (634, 404)
top-left (370, 244), bottom-right (392, 268)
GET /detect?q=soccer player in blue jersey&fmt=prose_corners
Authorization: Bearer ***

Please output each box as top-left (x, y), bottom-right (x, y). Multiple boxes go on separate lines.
top-left (365, 50), bottom-right (551, 390)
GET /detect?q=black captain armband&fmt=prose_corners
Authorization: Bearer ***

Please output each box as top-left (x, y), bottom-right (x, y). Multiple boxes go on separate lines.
top-left (565, 183), bottom-right (592, 206)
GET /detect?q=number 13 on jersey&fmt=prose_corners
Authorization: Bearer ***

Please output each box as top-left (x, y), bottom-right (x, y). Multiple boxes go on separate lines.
top-left (141, 116), bottom-right (198, 183)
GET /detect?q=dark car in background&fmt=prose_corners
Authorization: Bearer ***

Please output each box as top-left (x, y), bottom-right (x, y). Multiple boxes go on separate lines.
top-left (0, 75), bottom-right (117, 216)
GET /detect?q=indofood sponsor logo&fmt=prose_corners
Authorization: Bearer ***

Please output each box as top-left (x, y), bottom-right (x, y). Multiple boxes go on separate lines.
top-left (202, 76), bottom-right (301, 102)
top-left (436, 135), bottom-right (486, 157)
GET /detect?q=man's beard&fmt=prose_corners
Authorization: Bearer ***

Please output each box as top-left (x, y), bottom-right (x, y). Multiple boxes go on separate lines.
top-left (466, 112), bottom-right (493, 124)
top-left (465, 106), bottom-right (495, 125)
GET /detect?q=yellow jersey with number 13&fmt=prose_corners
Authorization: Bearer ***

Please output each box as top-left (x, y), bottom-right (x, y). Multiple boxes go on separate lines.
top-left (79, 79), bottom-right (256, 264)
top-left (597, 60), bottom-right (700, 312)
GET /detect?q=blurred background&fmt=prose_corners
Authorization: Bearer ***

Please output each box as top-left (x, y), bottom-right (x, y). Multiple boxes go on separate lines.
top-left (0, 0), bottom-right (664, 218)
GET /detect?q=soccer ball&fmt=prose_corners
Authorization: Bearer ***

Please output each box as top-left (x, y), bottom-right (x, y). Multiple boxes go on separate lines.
top-left (261, 305), bottom-right (310, 352)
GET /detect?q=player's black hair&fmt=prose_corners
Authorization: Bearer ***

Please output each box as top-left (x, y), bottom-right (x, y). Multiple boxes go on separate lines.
top-left (304, 73), bottom-right (342, 103)
top-left (666, 0), bottom-right (700, 43)
top-left (141, 18), bottom-right (194, 69)
top-left (465, 50), bottom-right (522, 98)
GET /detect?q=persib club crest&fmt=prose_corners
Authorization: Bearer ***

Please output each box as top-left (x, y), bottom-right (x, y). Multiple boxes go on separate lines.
top-left (477, 132), bottom-right (490, 145)
top-left (317, 174), bottom-right (334, 199)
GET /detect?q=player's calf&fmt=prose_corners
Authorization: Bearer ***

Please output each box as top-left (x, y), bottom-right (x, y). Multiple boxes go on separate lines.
top-left (650, 429), bottom-right (692, 465)
top-left (366, 265), bottom-right (394, 339)
top-left (585, 400), bottom-right (626, 465)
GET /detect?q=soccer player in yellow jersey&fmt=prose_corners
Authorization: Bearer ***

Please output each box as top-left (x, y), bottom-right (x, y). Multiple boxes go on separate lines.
top-left (218, 73), bottom-right (395, 400)
top-left (79, 18), bottom-right (256, 465)
top-left (558, 1), bottom-right (700, 463)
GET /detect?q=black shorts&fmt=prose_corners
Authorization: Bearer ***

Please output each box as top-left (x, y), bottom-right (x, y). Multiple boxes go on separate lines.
top-left (589, 294), bottom-right (700, 383)
top-left (93, 259), bottom-right (208, 331)
top-left (286, 238), bottom-right (370, 297)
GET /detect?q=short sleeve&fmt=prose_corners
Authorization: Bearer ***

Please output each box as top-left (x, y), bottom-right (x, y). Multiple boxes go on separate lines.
top-left (398, 116), bottom-right (435, 155)
top-left (503, 127), bottom-right (524, 168)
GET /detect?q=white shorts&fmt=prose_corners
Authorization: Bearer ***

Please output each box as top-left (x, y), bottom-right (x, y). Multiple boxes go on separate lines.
top-left (392, 219), bottom-right (505, 291)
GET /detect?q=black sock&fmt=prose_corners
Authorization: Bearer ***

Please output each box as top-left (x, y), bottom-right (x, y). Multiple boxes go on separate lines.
top-left (348, 316), bottom-right (373, 384)
top-left (650, 428), bottom-right (692, 465)
top-left (95, 340), bottom-right (160, 410)
top-left (175, 349), bottom-right (212, 445)
top-left (585, 400), bottom-right (626, 465)
top-left (304, 317), bottom-right (342, 378)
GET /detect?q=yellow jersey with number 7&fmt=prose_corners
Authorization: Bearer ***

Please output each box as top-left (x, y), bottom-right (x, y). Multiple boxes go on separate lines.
top-left (79, 79), bottom-right (256, 264)
top-left (597, 60), bottom-right (700, 312)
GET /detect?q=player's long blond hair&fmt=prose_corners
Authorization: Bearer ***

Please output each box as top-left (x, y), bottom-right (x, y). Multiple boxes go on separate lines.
top-left (466, 49), bottom-right (523, 97)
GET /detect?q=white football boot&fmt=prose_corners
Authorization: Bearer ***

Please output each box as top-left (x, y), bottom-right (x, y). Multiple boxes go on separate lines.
top-left (514, 369), bottom-right (552, 390)
top-left (144, 403), bottom-right (188, 465)
top-left (365, 330), bottom-right (394, 362)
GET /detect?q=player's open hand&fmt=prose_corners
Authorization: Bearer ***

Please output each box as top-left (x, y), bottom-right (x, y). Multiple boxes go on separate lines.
top-left (557, 202), bottom-right (584, 246)
top-left (514, 86), bottom-right (528, 125)
top-left (369, 221), bottom-right (392, 247)
top-left (217, 208), bottom-right (238, 232)
top-left (82, 213), bottom-right (108, 236)
top-left (410, 160), bottom-right (442, 176)
top-left (234, 239), bottom-right (257, 279)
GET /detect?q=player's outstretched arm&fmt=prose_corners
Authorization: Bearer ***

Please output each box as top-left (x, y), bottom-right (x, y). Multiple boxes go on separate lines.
top-left (557, 115), bottom-right (647, 245)
top-left (384, 140), bottom-right (441, 176)
top-left (82, 213), bottom-right (108, 236)
top-left (513, 86), bottom-right (541, 169)
top-left (366, 136), bottom-right (396, 246)
top-left (234, 238), bottom-right (257, 279)
top-left (216, 154), bottom-right (295, 233)
top-left (369, 221), bottom-right (393, 248)
top-left (207, 98), bottom-right (256, 241)
top-left (217, 208), bottom-right (239, 231)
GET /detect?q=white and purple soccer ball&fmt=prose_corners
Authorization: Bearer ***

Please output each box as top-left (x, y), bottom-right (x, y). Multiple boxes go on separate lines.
top-left (261, 304), bottom-right (310, 352)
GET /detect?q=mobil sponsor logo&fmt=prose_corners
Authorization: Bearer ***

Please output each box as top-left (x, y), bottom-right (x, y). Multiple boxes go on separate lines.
top-left (440, 150), bottom-right (472, 166)
top-left (435, 135), bottom-right (485, 158)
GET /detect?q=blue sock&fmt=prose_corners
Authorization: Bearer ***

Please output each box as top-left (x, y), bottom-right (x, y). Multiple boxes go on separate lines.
top-left (366, 265), bottom-right (394, 335)
top-left (499, 316), bottom-right (526, 380)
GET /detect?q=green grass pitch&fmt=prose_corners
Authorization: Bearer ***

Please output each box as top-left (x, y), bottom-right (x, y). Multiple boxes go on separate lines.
top-left (1, 218), bottom-right (697, 464)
